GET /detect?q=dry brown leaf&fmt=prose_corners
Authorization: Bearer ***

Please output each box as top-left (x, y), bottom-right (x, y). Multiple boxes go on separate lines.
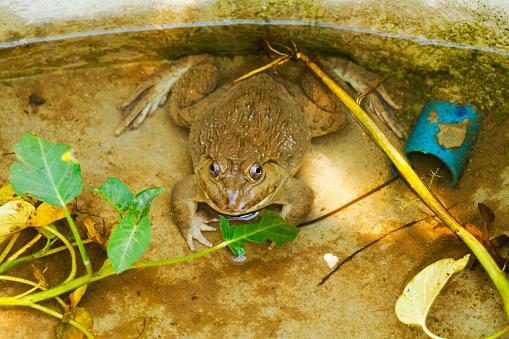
top-left (31, 264), bottom-right (49, 289)
top-left (464, 223), bottom-right (483, 242)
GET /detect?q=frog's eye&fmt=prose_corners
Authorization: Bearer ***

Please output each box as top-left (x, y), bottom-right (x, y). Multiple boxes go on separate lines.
top-left (249, 162), bottom-right (263, 180)
top-left (209, 160), bottom-right (220, 178)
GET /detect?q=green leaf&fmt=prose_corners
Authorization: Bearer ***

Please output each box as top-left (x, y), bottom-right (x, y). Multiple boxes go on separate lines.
top-left (36, 224), bottom-right (57, 240)
top-left (220, 217), bottom-right (244, 257)
top-left (107, 215), bottom-right (151, 274)
top-left (9, 132), bottom-right (82, 207)
top-left (395, 254), bottom-right (470, 339)
top-left (128, 187), bottom-right (165, 221)
top-left (220, 210), bottom-right (300, 256)
top-left (86, 177), bottom-right (133, 216)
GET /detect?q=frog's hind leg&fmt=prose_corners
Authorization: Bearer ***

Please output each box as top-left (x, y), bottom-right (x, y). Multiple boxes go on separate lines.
top-left (317, 57), bottom-right (406, 138)
top-left (168, 56), bottom-right (220, 129)
top-left (297, 71), bottom-right (348, 137)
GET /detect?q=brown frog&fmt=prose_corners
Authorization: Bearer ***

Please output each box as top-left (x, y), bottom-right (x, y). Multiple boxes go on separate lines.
top-left (115, 55), bottom-right (403, 251)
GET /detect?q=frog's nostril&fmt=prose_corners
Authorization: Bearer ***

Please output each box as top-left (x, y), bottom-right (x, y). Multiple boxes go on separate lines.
top-left (226, 189), bottom-right (239, 205)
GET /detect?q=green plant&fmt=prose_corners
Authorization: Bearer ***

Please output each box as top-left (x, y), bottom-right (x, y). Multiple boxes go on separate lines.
top-left (0, 132), bottom-right (299, 338)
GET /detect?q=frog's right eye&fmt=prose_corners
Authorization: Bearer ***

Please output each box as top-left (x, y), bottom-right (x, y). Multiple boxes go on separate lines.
top-left (209, 160), bottom-right (220, 178)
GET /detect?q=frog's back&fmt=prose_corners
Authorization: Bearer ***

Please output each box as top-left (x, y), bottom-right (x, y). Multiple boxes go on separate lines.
top-left (189, 73), bottom-right (310, 173)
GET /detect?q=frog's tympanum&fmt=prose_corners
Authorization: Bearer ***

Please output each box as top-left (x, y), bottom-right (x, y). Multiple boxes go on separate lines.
top-left (115, 55), bottom-right (403, 251)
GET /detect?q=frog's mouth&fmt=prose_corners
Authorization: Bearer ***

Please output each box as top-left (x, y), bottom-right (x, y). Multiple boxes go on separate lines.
top-left (221, 210), bottom-right (259, 221)
top-left (204, 190), bottom-right (278, 216)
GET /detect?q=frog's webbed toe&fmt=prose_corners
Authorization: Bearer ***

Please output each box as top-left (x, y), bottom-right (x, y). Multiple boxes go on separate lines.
top-left (171, 174), bottom-right (220, 251)
top-left (319, 57), bottom-right (406, 139)
top-left (364, 91), bottom-right (406, 139)
top-left (115, 54), bottom-right (218, 136)
top-left (187, 214), bottom-right (217, 251)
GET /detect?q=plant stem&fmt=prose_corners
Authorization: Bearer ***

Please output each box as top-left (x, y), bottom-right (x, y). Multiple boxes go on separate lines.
top-left (40, 225), bottom-right (77, 284)
top-left (7, 234), bottom-right (42, 262)
top-left (63, 207), bottom-right (92, 278)
top-left (129, 241), bottom-right (230, 269)
top-left (30, 303), bottom-right (94, 339)
top-left (0, 233), bottom-right (19, 264)
top-left (0, 241), bottom-right (230, 306)
top-left (0, 238), bottom-right (53, 274)
top-left (0, 275), bottom-right (67, 308)
top-left (42, 239), bottom-right (93, 258)
top-left (295, 51), bottom-right (509, 319)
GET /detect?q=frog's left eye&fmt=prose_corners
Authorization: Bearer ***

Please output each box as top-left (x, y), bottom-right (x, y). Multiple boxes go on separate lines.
top-left (249, 162), bottom-right (263, 180)
top-left (209, 160), bottom-right (220, 178)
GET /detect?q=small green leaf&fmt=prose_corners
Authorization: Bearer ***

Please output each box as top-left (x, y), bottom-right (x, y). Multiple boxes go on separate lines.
top-left (395, 254), bottom-right (470, 339)
top-left (9, 132), bottom-right (82, 207)
top-left (220, 210), bottom-right (299, 256)
top-left (220, 216), bottom-right (232, 241)
top-left (128, 187), bottom-right (165, 220)
top-left (86, 177), bottom-right (133, 215)
top-left (107, 215), bottom-right (150, 274)
top-left (36, 224), bottom-right (57, 240)
top-left (220, 217), bottom-right (245, 257)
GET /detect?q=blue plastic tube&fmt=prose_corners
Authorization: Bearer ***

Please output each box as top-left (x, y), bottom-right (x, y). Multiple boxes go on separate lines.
top-left (404, 100), bottom-right (482, 187)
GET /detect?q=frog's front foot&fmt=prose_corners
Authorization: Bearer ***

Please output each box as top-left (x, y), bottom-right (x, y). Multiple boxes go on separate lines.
top-left (187, 211), bottom-right (218, 251)
top-left (320, 57), bottom-right (406, 138)
top-left (171, 174), bottom-right (219, 251)
top-left (114, 54), bottom-right (217, 136)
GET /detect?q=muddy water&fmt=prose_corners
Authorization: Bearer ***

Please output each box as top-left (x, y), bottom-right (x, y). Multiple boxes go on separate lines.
top-left (0, 44), bottom-right (508, 338)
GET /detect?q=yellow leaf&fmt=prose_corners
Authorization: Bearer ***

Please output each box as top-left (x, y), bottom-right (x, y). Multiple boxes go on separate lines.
top-left (83, 216), bottom-right (114, 250)
top-left (69, 285), bottom-right (88, 309)
top-left (395, 254), bottom-right (470, 338)
top-left (27, 202), bottom-right (67, 227)
top-left (57, 306), bottom-right (93, 339)
top-left (0, 184), bottom-right (16, 203)
top-left (0, 200), bottom-right (35, 244)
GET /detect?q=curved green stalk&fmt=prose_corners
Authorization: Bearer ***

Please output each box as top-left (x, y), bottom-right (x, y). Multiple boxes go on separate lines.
top-left (0, 275), bottom-right (67, 308)
top-left (30, 303), bottom-right (94, 339)
top-left (0, 233), bottom-right (19, 264)
top-left (7, 234), bottom-right (42, 262)
top-left (40, 225), bottom-right (77, 284)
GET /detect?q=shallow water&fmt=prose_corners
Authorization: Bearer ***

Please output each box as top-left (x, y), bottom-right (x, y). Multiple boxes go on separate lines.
top-left (0, 24), bottom-right (508, 338)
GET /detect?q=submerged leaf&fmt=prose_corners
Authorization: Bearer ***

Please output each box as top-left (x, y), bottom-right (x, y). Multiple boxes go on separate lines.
top-left (9, 132), bottom-right (82, 207)
top-left (107, 215), bottom-right (150, 274)
top-left (395, 254), bottom-right (470, 338)
top-left (478, 203), bottom-right (495, 236)
top-left (220, 210), bottom-right (300, 256)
